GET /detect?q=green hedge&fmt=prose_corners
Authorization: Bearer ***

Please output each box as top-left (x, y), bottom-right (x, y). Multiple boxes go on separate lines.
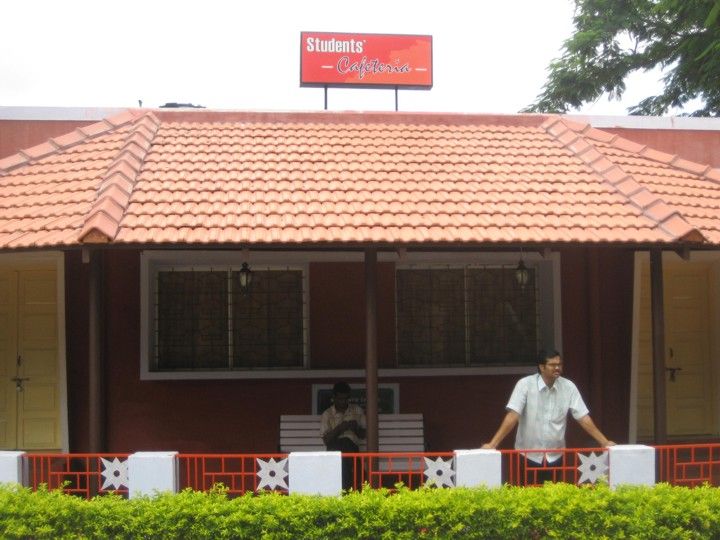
top-left (2, 482), bottom-right (720, 539)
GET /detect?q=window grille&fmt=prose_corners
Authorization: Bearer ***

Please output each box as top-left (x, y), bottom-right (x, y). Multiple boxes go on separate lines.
top-left (154, 267), bottom-right (305, 370)
top-left (396, 265), bottom-right (539, 366)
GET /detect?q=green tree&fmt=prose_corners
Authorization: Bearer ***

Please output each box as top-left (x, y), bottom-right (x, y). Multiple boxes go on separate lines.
top-left (525, 0), bottom-right (720, 116)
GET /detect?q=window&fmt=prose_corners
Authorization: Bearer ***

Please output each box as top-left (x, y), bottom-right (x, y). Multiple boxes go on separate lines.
top-left (151, 265), bottom-right (305, 371)
top-left (396, 265), bottom-right (540, 366)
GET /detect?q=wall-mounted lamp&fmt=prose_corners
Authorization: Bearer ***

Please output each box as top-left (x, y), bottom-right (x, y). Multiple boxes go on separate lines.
top-left (515, 259), bottom-right (529, 289)
top-left (238, 262), bottom-right (253, 292)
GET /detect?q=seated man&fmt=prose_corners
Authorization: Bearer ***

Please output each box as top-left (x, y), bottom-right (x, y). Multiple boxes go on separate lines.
top-left (320, 381), bottom-right (366, 490)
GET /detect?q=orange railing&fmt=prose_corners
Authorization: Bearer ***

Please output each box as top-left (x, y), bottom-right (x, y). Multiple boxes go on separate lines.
top-left (20, 443), bottom-right (720, 500)
top-left (656, 444), bottom-right (720, 487)
top-left (26, 453), bottom-right (130, 498)
top-left (501, 447), bottom-right (609, 486)
top-left (347, 452), bottom-right (455, 491)
top-left (178, 453), bottom-right (289, 496)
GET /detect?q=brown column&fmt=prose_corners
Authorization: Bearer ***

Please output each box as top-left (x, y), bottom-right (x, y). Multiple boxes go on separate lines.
top-left (364, 248), bottom-right (379, 452)
top-left (88, 250), bottom-right (105, 452)
top-left (650, 248), bottom-right (667, 443)
top-left (587, 247), bottom-right (603, 422)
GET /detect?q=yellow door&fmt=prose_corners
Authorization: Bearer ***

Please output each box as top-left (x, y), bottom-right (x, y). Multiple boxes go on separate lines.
top-left (0, 267), bottom-right (61, 450)
top-left (0, 270), bottom-right (18, 448)
top-left (637, 261), bottom-right (716, 438)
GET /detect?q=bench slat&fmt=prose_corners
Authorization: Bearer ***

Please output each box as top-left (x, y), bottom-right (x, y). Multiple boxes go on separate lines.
top-left (280, 435), bottom-right (425, 446)
top-left (280, 446), bottom-right (426, 453)
top-left (379, 446), bottom-right (425, 452)
top-left (281, 422), bottom-right (422, 430)
top-left (279, 413), bottom-right (425, 453)
top-left (282, 428), bottom-right (422, 436)
top-left (280, 414), bottom-right (422, 420)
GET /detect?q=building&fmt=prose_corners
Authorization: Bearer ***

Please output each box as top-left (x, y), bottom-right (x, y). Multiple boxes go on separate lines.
top-left (0, 107), bottom-right (719, 454)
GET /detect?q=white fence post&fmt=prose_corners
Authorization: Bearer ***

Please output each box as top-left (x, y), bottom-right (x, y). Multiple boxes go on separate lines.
top-left (0, 451), bottom-right (26, 485)
top-left (454, 449), bottom-right (502, 488)
top-left (128, 451), bottom-right (178, 498)
top-left (288, 451), bottom-right (342, 496)
top-left (608, 444), bottom-right (655, 489)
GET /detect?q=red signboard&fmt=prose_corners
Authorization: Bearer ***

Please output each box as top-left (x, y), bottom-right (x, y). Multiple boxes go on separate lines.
top-left (300, 32), bottom-right (433, 88)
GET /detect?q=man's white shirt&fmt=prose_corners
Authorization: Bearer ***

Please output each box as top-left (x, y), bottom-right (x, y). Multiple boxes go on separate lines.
top-left (506, 374), bottom-right (589, 464)
top-left (320, 403), bottom-right (367, 446)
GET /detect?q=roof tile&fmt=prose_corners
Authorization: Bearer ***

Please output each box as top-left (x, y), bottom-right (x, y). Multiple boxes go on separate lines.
top-left (90, 197), bottom-right (126, 223)
top-left (632, 188), bottom-right (658, 209)
top-left (105, 110), bottom-right (139, 127)
top-left (22, 140), bottom-right (60, 160)
top-left (672, 157), bottom-right (709, 176)
top-left (51, 129), bottom-right (88, 149)
top-left (660, 214), bottom-right (701, 241)
top-left (614, 178), bottom-right (643, 197)
top-left (644, 201), bottom-right (674, 222)
top-left (0, 153), bottom-right (29, 173)
top-left (583, 127), bottom-right (616, 144)
top-left (1, 109), bottom-right (720, 248)
top-left (603, 166), bottom-right (629, 185)
top-left (705, 168), bottom-right (720, 183)
top-left (640, 147), bottom-right (675, 164)
top-left (566, 138), bottom-right (592, 155)
top-left (78, 120), bottom-right (115, 138)
top-left (612, 137), bottom-right (645, 154)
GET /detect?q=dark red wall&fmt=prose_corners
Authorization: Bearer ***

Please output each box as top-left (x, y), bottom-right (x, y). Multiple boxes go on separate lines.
top-left (309, 262), bottom-right (396, 368)
top-left (0, 120), bottom-right (95, 159)
top-left (558, 247), bottom-right (634, 446)
top-left (65, 247), bottom-right (634, 453)
top-left (65, 251), bottom-right (91, 452)
top-left (605, 127), bottom-right (720, 167)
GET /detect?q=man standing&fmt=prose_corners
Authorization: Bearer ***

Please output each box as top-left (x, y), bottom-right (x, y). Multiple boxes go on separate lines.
top-left (320, 381), bottom-right (366, 490)
top-left (482, 350), bottom-right (615, 483)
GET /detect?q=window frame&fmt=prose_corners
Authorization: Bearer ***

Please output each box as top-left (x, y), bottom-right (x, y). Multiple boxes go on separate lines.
top-left (141, 251), bottom-right (310, 380)
top-left (140, 250), bottom-right (561, 380)
top-left (394, 251), bottom-right (562, 371)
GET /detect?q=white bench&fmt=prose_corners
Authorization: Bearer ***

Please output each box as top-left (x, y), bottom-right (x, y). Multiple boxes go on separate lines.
top-left (279, 413), bottom-right (425, 453)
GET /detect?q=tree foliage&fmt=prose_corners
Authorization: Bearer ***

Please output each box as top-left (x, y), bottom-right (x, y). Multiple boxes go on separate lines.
top-left (525, 0), bottom-right (720, 116)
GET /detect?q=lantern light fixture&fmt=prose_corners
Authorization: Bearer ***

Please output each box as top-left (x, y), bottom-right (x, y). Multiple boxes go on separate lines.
top-left (515, 259), bottom-right (529, 289)
top-left (238, 262), bottom-right (253, 292)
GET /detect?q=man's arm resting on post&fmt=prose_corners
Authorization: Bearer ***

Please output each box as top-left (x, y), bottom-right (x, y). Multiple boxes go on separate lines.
top-left (481, 410), bottom-right (520, 449)
top-left (576, 415), bottom-right (616, 447)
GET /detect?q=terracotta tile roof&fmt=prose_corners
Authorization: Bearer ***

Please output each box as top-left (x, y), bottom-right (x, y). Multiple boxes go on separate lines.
top-left (1, 109), bottom-right (720, 250)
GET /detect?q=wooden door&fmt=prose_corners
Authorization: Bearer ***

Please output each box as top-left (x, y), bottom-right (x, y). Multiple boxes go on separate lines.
top-left (0, 267), bottom-right (61, 450)
top-left (0, 270), bottom-right (18, 448)
top-left (637, 261), bottom-right (716, 438)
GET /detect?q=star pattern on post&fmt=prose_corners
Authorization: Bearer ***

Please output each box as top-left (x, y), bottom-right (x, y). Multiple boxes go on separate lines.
top-left (423, 456), bottom-right (455, 488)
top-left (100, 457), bottom-right (128, 491)
top-left (577, 451), bottom-right (608, 484)
top-left (256, 457), bottom-right (289, 491)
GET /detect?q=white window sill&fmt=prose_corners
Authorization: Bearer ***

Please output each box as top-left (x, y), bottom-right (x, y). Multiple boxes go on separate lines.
top-left (140, 365), bottom-right (536, 380)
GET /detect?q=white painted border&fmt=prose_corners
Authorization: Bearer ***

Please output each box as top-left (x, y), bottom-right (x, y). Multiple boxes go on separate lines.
top-left (140, 250), bottom-right (560, 380)
top-left (140, 364), bottom-right (537, 380)
top-left (3, 107), bottom-right (720, 130)
top-left (567, 114), bottom-right (720, 131)
top-left (0, 251), bottom-right (68, 452)
top-left (0, 106), bottom-right (127, 121)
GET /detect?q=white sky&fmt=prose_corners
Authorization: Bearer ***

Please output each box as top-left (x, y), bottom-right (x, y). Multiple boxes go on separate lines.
top-left (0, 0), bottom-right (685, 116)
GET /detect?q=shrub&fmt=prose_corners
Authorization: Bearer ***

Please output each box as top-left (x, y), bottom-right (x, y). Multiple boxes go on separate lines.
top-left (1, 482), bottom-right (719, 539)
